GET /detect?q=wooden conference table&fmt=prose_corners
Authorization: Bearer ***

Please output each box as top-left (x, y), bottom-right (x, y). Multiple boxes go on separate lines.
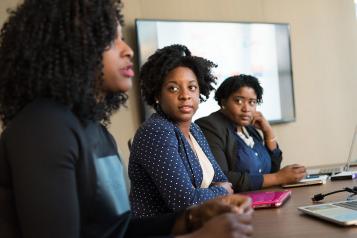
top-left (252, 179), bottom-right (357, 238)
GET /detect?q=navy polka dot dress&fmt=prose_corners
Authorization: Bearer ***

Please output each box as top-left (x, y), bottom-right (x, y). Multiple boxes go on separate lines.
top-left (129, 112), bottom-right (229, 218)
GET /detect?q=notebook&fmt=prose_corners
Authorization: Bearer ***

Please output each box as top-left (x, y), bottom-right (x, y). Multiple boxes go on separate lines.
top-left (307, 126), bottom-right (357, 176)
top-left (298, 200), bottom-right (357, 226)
top-left (245, 190), bottom-right (291, 208)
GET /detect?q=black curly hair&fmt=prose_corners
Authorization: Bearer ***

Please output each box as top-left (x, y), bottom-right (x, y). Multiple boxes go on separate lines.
top-left (139, 44), bottom-right (217, 108)
top-left (0, 0), bottom-right (126, 128)
top-left (215, 74), bottom-right (263, 106)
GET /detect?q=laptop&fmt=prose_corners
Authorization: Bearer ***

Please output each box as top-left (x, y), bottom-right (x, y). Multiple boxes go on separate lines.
top-left (298, 200), bottom-right (357, 226)
top-left (307, 125), bottom-right (357, 176)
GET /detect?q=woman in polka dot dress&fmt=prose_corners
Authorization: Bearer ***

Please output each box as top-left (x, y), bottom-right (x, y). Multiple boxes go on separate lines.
top-left (129, 44), bottom-right (234, 218)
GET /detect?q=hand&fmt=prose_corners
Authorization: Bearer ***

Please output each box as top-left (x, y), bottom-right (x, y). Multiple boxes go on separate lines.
top-left (187, 195), bottom-right (253, 231)
top-left (211, 181), bottom-right (234, 194)
top-left (251, 111), bottom-right (272, 136)
top-left (276, 164), bottom-right (306, 184)
top-left (178, 213), bottom-right (253, 238)
top-left (172, 194), bottom-right (253, 235)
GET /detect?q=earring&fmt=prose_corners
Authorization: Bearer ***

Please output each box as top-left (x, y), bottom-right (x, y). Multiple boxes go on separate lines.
top-left (155, 100), bottom-right (159, 104)
top-left (222, 105), bottom-right (225, 109)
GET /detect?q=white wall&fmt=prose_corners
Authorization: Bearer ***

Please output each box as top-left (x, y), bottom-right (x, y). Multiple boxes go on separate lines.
top-left (120, 0), bottom-right (357, 167)
top-left (1, 0), bottom-right (357, 168)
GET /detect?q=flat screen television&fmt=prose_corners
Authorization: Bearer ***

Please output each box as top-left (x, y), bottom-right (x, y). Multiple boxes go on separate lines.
top-left (135, 19), bottom-right (295, 123)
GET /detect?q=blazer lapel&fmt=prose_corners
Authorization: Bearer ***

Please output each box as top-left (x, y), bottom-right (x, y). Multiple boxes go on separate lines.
top-left (174, 126), bottom-right (203, 188)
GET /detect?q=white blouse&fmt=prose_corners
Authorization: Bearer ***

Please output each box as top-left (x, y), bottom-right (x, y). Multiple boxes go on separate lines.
top-left (189, 133), bottom-right (215, 188)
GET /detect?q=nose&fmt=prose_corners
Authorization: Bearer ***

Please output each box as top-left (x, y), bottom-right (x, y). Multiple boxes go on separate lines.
top-left (241, 101), bottom-right (249, 112)
top-left (178, 87), bottom-right (191, 100)
top-left (120, 41), bottom-right (134, 59)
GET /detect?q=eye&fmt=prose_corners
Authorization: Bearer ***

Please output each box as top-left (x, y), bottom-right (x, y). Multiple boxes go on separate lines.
top-left (234, 97), bottom-right (243, 105)
top-left (168, 86), bottom-right (179, 93)
top-left (188, 85), bottom-right (198, 92)
top-left (249, 100), bottom-right (257, 106)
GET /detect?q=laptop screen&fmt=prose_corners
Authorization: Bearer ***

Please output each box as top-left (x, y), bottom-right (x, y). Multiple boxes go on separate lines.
top-left (346, 125), bottom-right (357, 170)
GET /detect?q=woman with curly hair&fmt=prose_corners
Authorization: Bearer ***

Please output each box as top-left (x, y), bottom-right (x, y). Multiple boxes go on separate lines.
top-left (0, 1), bottom-right (253, 238)
top-left (129, 44), bottom-right (234, 218)
top-left (196, 75), bottom-right (306, 192)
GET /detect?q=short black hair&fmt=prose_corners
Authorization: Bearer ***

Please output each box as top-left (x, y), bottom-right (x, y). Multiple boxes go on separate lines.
top-left (215, 74), bottom-right (263, 106)
top-left (139, 44), bottom-right (217, 108)
top-left (0, 0), bottom-right (125, 128)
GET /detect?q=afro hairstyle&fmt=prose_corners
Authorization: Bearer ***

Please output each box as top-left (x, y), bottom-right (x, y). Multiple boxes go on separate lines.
top-left (139, 44), bottom-right (217, 108)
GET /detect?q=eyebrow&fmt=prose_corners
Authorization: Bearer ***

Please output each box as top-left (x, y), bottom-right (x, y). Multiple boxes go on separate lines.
top-left (165, 79), bottom-right (198, 84)
top-left (234, 95), bottom-right (257, 100)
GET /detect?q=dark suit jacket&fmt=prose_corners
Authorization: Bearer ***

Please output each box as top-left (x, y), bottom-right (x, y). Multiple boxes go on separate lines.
top-left (196, 110), bottom-right (282, 192)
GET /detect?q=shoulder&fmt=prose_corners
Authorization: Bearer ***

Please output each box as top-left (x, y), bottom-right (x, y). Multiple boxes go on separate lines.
top-left (196, 111), bottom-right (232, 134)
top-left (196, 111), bottom-right (228, 126)
top-left (138, 113), bottom-right (175, 134)
top-left (2, 99), bottom-right (83, 144)
top-left (132, 113), bottom-right (178, 147)
top-left (9, 99), bottom-right (80, 128)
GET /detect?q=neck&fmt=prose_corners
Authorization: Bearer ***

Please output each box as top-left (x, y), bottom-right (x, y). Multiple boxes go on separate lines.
top-left (177, 121), bottom-right (192, 138)
top-left (236, 125), bottom-right (244, 133)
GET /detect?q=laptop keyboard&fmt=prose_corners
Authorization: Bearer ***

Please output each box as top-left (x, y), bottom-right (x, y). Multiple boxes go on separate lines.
top-left (335, 201), bottom-right (357, 211)
top-left (320, 167), bottom-right (342, 174)
top-left (307, 166), bottom-right (343, 176)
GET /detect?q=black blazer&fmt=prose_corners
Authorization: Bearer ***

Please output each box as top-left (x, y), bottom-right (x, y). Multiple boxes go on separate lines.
top-left (196, 110), bottom-right (282, 192)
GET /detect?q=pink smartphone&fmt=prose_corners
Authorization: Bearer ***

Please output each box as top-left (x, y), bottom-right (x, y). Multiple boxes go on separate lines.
top-left (245, 190), bottom-right (291, 208)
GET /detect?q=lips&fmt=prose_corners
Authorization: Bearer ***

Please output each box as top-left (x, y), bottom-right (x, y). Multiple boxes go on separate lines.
top-left (178, 105), bottom-right (194, 113)
top-left (240, 115), bottom-right (251, 121)
top-left (120, 64), bottom-right (135, 78)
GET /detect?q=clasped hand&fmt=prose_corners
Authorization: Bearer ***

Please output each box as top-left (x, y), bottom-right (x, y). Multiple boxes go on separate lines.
top-left (173, 194), bottom-right (253, 238)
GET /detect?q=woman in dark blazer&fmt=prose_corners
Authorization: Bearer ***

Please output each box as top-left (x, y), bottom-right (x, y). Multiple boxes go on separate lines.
top-left (196, 75), bottom-right (306, 192)
top-left (129, 45), bottom-right (234, 218)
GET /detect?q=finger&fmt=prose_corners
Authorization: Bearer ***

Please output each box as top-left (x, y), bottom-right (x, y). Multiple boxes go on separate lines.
top-left (235, 213), bottom-right (254, 225)
top-left (243, 206), bottom-right (254, 215)
top-left (236, 223), bottom-right (254, 236)
top-left (253, 111), bottom-right (262, 117)
top-left (237, 197), bottom-right (252, 213)
top-left (224, 194), bottom-right (251, 207)
top-left (298, 172), bottom-right (307, 180)
top-left (236, 203), bottom-right (253, 215)
top-left (223, 212), bottom-right (252, 225)
top-left (291, 164), bottom-right (303, 169)
top-left (293, 167), bottom-right (306, 173)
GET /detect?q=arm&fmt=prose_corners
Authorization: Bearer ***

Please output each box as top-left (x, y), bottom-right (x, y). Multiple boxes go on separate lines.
top-left (267, 144), bottom-right (283, 173)
top-left (250, 128), bottom-right (304, 187)
top-left (132, 122), bottom-right (227, 211)
top-left (196, 118), bottom-right (253, 192)
top-left (251, 111), bottom-right (282, 172)
top-left (125, 213), bottom-right (179, 238)
top-left (126, 194), bottom-right (253, 238)
top-left (4, 110), bottom-right (81, 238)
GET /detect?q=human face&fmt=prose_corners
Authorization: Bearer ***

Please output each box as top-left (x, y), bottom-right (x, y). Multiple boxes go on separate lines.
top-left (158, 66), bottom-right (200, 124)
top-left (221, 86), bottom-right (258, 127)
top-left (102, 24), bottom-right (134, 94)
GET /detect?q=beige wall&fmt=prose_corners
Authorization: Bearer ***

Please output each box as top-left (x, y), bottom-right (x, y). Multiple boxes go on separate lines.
top-left (1, 0), bottom-right (357, 168)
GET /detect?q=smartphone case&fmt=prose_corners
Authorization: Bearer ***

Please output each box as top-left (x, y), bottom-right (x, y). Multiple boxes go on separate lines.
top-left (245, 190), bottom-right (291, 208)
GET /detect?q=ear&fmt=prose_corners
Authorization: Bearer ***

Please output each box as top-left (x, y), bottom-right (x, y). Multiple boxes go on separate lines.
top-left (220, 99), bottom-right (227, 109)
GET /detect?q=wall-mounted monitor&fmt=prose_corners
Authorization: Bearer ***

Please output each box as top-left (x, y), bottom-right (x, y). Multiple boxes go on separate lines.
top-left (135, 19), bottom-right (295, 123)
